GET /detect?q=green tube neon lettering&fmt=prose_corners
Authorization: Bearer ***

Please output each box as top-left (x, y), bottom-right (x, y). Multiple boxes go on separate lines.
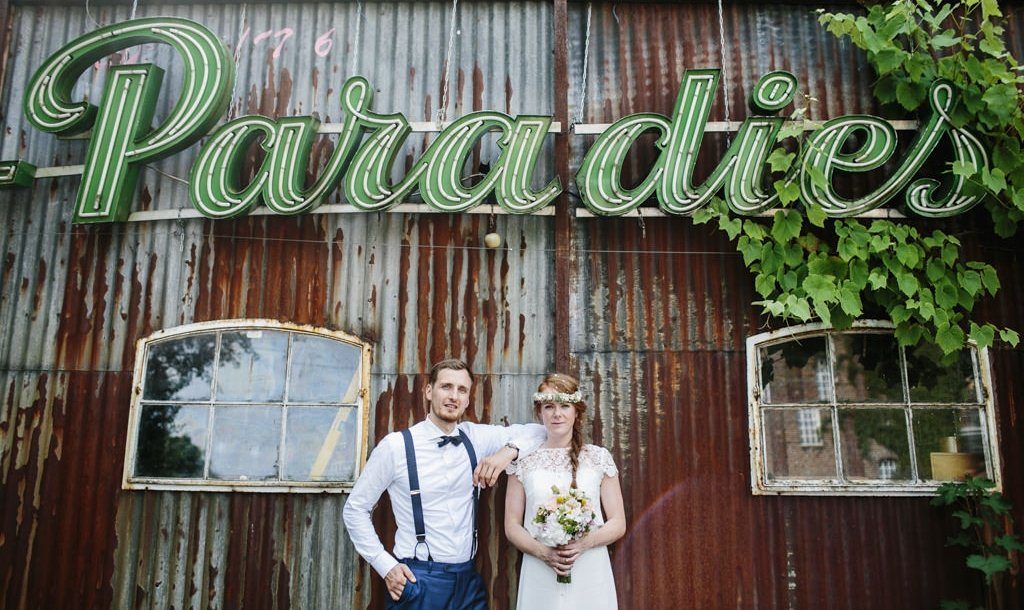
top-left (24, 17), bottom-right (234, 223)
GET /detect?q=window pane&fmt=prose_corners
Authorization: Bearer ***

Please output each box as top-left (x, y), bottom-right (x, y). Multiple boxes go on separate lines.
top-left (838, 409), bottom-right (911, 481)
top-left (905, 343), bottom-right (978, 403)
top-left (833, 334), bottom-right (903, 403)
top-left (289, 335), bottom-right (361, 403)
top-left (209, 406), bottom-right (281, 480)
top-left (134, 404), bottom-right (208, 478)
top-left (760, 337), bottom-right (830, 404)
top-left (914, 409), bottom-right (986, 481)
top-left (217, 331), bottom-right (288, 402)
top-left (763, 408), bottom-right (836, 479)
top-left (283, 407), bottom-right (358, 481)
top-left (144, 334), bottom-right (216, 401)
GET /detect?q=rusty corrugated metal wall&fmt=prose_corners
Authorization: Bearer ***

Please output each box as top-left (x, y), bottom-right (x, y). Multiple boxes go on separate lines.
top-left (0, 1), bottom-right (1023, 609)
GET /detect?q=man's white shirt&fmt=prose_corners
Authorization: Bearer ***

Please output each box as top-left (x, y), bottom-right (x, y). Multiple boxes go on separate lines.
top-left (343, 418), bottom-right (545, 578)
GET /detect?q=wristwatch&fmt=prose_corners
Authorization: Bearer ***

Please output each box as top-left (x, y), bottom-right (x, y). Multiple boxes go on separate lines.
top-left (503, 441), bottom-right (520, 458)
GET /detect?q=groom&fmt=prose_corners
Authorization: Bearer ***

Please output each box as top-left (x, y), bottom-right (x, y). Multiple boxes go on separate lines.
top-left (343, 359), bottom-right (545, 609)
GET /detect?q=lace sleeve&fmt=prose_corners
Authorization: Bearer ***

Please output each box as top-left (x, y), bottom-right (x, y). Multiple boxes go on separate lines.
top-left (590, 445), bottom-right (619, 478)
top-left (506, 459), bottom-right (520, 478)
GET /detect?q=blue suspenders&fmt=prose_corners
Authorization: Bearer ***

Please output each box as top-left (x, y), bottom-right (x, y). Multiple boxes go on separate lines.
top-left (401, 428), bottom-right (479, 562)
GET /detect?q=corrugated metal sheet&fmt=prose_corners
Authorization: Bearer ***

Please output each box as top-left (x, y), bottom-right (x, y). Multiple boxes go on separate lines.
top-left (1, 1), bottom-right (1023, 609)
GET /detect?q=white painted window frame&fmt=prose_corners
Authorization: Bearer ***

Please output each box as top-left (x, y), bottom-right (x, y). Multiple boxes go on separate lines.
top-left (122, 319), bottom-right (372, 493)
top-left (747, 320), bottom-right (1002, 496)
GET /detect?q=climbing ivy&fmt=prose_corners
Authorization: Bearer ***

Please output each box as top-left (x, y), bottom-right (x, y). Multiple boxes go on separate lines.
top-left (695, 0), bottom-right (1022, 355)
top-left (819, 0), bottom-right (1024, 237)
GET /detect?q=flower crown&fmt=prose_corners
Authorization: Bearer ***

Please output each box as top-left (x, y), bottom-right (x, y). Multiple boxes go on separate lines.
top-left (533, 390), bottom-right (582, 403)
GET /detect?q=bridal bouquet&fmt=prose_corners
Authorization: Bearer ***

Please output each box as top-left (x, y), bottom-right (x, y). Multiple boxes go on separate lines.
top-left (531, 485), bottom-right (598, 583)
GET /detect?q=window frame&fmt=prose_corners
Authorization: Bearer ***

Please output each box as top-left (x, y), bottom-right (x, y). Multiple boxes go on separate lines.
top-left (747, 320), bottom-right (1001, 496)
top-left (122, 319), bottom-right (372, 493)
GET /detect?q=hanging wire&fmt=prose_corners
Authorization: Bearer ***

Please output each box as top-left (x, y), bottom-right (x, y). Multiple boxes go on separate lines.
top-left (350, 1), bottom-right (364, 76)
top-left (234, 3), bottom-right (248, 64)
top-left (85, 0), bottom-right (101, 27)
top-left (571, 3), bottom-right (593, 128)
top-left (1, 226), bottom-right (743, 256)
top-left (437, 0), bottom-right (460, 125)
top-left (715, 0), bottom-right (732, 146)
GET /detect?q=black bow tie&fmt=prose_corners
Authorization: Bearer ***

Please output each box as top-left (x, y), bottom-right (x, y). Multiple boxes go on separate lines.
top-left (437, 435), bottom-right (463, 448)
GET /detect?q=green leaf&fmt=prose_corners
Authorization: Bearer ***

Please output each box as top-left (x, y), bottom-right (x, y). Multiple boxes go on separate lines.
top-left (805, 164), bottom-right (829, 190)
top-left (957, 271), bottom-right (982, 298)
top-left (918, 299), bottom-right (935, 321)
top-left (718, 215), bottom-right (743, 240)
top-left (930, 33), bottom-right (961, 49)
top-left (812, 298), bottom-right (833, 326)
top-left (737, 236), bottom-right (763, 266)
top-left (941, 243), bottom-right (958, 266)
top-left (896, 244), bottom-right (922, 268)
top-left (868, 269), bottom-right (888, 290)
top-left (969, 322), bottom-right (996, 349)
top-left (981, 267), bottom-right (1000, 295)
top-left (743, 220), bottom-right (768, 241)
top-left (692, 206), bottom-right (717, 225)
top-left (895, 323), bottom-right (924, 346)
top-left (873, 48), bottom-right (904, 74)
top-left (953, 509), bottom-right (985, 530)
top-left (896, 273), bottom-right (919, 297)
top-left (981, 167), bottom-right (1008, 194)
top-left (778, 122), bottom-right (805, 141)
top-left (896, 79), bottom-right (928, 110)
top-left (774, 179), bottom-right (801, 205)
top-left (803, 274), bottom-right (837, 302)
top-left (936, 324), bottom-right (966, 354)
top-left (805, 202), bottom-right (827, 227)
top-left (849, 259), bottom-right (869, 288)
top-left (981, 492), bottom-right (1013, 514)
top-left (766, 148), bottom-right (796, 173)
top-left (981, 0), bottom-right (1003, 20)
top-left (755, 273), bottom-right (777, 298)
top-left (838, 284), bottom-right (864, 317)
top-left (786, 295), bottom-right (813, 321)
top-left (995, 535), bottom-right (1024, 553)
top-left (951, 160), bottom-right (975, 178)
top-left (966, 554), bottom-right (1011, 582)
top-left (772, 210), bottom-right (803, 242)
top-left (979, 34), bottom-right (1006, 56)
top-left (999, 328), bottom-right (1020, 346)
top-left (873, 75), bottom-right (899, 104)
top-left (763, 300), bottom-right (785, 316)
top-left (982, 86), bottom-right (1018, 124)
top-left (891, 305), bottom-right (911, 324)
top-left (936, 280), bottom-right (960, 308)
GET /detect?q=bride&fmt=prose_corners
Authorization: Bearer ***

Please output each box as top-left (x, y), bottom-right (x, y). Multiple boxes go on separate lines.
top-left (504, 373), bottom-right (626, 610)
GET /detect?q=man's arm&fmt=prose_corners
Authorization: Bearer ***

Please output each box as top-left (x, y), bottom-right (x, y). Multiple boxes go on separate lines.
top-left (342, 437), bottom-right (400, 579)
top-left (468, 422), bottom-right (546, 487)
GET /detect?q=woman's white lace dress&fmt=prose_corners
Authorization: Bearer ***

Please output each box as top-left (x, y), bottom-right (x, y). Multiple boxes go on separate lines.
top-left (507, 445), bottom-right (619, 610)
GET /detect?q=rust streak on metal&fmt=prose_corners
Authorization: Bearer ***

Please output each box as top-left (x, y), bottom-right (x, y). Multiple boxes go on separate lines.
top-left (553, 0), bottom-right (571, 371)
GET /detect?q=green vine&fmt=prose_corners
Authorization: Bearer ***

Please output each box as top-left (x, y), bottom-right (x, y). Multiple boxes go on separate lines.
top-left (932, 477), bottom-right (1023, 609)
top-left (695, 0), bottom-right (1022, 355)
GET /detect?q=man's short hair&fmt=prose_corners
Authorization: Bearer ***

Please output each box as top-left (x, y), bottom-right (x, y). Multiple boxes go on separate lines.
top-left (429, 359), bottom-right (474, 385)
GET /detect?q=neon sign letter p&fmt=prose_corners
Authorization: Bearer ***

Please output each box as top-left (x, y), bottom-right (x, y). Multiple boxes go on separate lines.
top-left (24, 18), bottom-right (234, 223)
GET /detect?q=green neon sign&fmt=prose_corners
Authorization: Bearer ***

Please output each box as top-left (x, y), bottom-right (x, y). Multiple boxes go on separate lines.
top-left (2, 17), bottom-right (994, 223)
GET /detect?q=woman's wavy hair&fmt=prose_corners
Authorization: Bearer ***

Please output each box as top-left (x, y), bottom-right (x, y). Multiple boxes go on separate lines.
top-left (533, 372), bottom-right (587, 488)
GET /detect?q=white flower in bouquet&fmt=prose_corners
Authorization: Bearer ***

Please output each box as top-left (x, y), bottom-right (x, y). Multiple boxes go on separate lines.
top-left (531, 485), bottom-right (598, 583)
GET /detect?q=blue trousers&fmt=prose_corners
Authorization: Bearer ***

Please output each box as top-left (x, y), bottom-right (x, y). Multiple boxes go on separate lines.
top-left (387, 559), bottom-right (488, 610)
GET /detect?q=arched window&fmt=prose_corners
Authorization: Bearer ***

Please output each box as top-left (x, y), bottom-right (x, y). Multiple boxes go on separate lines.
top-left (123, 320), bottom-right (371, 492)
top-left (747, 321), bottom-right (999, 495)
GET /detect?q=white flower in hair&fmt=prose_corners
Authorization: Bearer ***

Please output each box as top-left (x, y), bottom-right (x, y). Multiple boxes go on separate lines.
top-left (533, 390), bottom-right (582, 403)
